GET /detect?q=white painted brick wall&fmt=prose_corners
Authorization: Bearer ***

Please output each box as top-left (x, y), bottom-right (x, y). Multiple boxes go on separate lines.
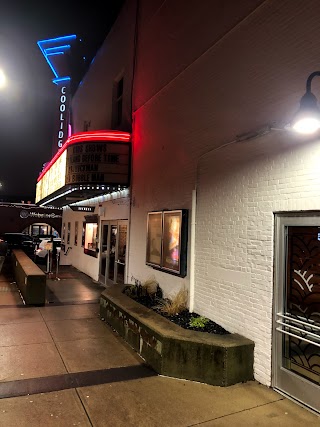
top-left (195, 132), bottom-right (320, 385)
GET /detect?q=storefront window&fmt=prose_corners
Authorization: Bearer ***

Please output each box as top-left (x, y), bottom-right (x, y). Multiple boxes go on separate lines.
top-left (84, 223), bottom-right (98, 257)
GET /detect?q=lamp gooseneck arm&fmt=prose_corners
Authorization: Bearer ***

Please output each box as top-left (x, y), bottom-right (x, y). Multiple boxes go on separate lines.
top-left (306, 71), bottom-right (320, 93)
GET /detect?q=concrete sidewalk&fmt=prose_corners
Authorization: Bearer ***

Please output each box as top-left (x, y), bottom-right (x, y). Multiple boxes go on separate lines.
top-left (0, 263), bottom-right (318, 426)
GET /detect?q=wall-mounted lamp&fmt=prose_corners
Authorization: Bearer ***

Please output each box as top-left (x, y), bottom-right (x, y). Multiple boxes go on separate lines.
top-left (0, 69), bottom-right (6, 89)
top-left (291, 71), bottom-right (320, 134)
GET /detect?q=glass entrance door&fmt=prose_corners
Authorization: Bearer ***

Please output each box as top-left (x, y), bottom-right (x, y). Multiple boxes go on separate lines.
top-left (108, 224), bottom-right (117, 282)
top-left (99, 223), bottom-right (109, 284)
top-left (99, 220), bottom-right (128, 286)
top-left (274, 216), bottom-right (320, 414)
top-left (115, 223), bottom-right (127, 285)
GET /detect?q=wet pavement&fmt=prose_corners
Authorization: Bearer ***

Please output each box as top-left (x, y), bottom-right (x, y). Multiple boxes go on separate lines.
top-left (0, 257), bottom-right (318, 426)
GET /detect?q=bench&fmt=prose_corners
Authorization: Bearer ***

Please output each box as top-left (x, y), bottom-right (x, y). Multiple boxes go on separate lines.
top-left (12, 250), bottom-right (46, 305)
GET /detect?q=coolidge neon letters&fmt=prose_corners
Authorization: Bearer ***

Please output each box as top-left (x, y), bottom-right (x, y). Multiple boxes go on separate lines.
top-left (37, 35), bottom-right (76, 154)
top-left (58, 86), bottom-right (67, 148)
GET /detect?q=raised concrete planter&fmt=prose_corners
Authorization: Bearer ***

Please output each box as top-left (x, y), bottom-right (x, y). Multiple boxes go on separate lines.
top-left (12, 250), bottom-right (46, 305)
top-left (100, 287), bottom-right (254, 386)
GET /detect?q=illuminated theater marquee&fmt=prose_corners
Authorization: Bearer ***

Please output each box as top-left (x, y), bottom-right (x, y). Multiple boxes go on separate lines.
top-left (36, 131), bottom-right (131, 206)
top-left (66, 142), bottom-right (129, 184)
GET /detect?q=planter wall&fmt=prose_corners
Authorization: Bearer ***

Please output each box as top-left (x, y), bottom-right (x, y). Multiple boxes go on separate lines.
top-left (100, 287), bottom-right (254, 386)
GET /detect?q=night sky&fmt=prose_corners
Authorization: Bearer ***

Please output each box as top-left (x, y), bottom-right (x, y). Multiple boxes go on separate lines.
top-left (0, 0), bottom-right (124, 203)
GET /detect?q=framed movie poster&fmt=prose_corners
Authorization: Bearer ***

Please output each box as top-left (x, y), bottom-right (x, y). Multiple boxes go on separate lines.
top-left (146, 211), bottom-right (162, 267)
top-left (146, 209), bottom-right (188, 277)
top-left (162, 210), bottom-right (183, 274)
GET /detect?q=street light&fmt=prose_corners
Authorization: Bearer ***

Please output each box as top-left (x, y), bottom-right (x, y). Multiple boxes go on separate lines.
top-left (0, 69), bottom-right (6, 89)
top-left (291, 71), bottom-right (320, 134)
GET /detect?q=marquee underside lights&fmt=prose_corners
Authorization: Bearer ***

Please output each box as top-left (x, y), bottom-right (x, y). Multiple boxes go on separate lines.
top-left (36, 131), bottom-right (131, 207)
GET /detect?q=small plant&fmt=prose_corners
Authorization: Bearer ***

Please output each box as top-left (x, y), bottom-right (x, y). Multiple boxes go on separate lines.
top-left (123, 276), bottom-right (143, 300)
top-left (123, 276), bottom-right (162, 306)
top-left (155, 287), bottom-right (188, 316)
top-left (189, 316), bottom-right (209, 329)
top-left (142, 276), bottom-right (160, 296)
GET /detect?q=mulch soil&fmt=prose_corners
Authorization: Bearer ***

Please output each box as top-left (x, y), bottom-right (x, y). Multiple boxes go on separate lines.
top-left (131, 295), bottom-right (230, 335)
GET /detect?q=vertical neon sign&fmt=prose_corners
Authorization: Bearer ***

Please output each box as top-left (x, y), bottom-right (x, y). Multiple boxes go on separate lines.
top-left (37, 35), bottom-right (76, 156)
top-left (57, 85), bottom-right (68, 149)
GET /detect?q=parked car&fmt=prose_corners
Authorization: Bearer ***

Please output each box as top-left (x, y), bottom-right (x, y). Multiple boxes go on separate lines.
top-left (0, 233), bottom-right (36, 256)
top-left (34, 238), bottom-right (61, 263)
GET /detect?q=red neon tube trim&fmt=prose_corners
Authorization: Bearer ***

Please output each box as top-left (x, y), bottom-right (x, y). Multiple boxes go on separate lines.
top-left (37, 130), bottom-right (131, 182)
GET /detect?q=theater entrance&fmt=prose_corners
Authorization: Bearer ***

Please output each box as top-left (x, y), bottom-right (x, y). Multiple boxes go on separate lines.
top-left (99, 220), bottom-right (128, 286)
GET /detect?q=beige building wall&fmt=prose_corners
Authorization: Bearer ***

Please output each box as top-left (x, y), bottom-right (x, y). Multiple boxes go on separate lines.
top-left (62, 1), bottom-right (137, 281)
top-left (71, 0), bottom-right (137, 133)
top-left (129, 0), bottom-right (320, 386)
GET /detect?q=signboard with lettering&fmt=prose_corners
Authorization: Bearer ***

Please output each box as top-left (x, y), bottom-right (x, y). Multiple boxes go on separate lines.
top-left (36, 151), bottom-right (67, 203)
top-left (37, 35), bottom-right (76, 157)
top-left (65, 141), bottom-right (130, 185)
top-left (54, 84), bottom-right (71, 155)
top-left (70, 206), bottom-right (95, 212)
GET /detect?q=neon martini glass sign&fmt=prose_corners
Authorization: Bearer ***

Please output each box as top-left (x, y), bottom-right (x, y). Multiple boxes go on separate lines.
top-left (37, 34), bottom-right (76, 85)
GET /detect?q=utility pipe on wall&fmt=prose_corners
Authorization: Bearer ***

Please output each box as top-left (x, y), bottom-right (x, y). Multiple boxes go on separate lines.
top-left (189, 189), bottom-right (196, 312)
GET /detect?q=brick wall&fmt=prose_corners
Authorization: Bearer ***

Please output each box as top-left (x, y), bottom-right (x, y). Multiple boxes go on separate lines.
top-left (129, 0), bottom-right (320, 385)
top-left (195, 131), bottom-right (320, 385)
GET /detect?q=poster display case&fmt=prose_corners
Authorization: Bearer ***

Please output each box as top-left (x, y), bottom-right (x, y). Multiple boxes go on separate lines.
top-left (146, 209), bottom-right (188, 277)
top-left (146, 212), bottom-right (162, 268)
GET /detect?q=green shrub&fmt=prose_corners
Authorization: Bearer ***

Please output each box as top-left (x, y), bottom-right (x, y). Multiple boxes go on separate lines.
top-left (189, 316), bottom-right (209, 328)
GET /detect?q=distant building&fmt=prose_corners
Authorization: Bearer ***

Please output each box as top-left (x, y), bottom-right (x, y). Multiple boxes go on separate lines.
top-left (0, 202), bottom-right (62, 237)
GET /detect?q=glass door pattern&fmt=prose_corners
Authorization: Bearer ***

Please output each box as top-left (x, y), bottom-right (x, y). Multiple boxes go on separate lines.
top-left (284, 227), bottom-right (320, 384)
top-left (274, 219), bottom-right (320, 414)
